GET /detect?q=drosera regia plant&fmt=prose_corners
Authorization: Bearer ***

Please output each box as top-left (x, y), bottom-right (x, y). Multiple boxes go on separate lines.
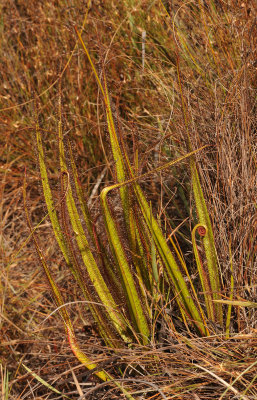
top-left (21, 1), bottom-right (253, 398)
top-left (23, 38), bottom-right (228, 400)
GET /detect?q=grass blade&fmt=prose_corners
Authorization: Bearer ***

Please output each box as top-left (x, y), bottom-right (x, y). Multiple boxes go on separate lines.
top-left (22, 364), bottom-right (72, 400)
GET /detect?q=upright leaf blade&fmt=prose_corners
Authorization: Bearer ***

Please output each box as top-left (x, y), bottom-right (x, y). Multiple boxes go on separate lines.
top-left (101, 186), bottom-right (150, 345)
top-left (35, 106), bottom-right (70, 265)
top-left (191, 160), bottom-right (223, 324)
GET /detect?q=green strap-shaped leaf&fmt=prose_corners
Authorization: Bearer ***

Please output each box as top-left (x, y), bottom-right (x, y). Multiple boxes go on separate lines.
top-left (101, 186), bottom-right (150, 345)
top-left (35, 109), bottom-right (70, 265)
top-left (192, 224), bottom-right (214, 321)
top-left (214, 300), bottom-right (257, 308)
top-left (22, 364), bottom-right (71, 399)
top-left (191, 161), bottom-right (223, 324)
top-left (67, 139), bottom-right (95, 241)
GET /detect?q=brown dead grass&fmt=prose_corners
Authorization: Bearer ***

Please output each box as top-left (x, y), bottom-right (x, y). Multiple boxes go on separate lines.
top-left (0, 0), bottom-right (256, 399)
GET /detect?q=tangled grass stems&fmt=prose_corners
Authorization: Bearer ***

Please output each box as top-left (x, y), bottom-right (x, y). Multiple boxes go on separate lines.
top-left (1, 0), bottom-right (256, 398)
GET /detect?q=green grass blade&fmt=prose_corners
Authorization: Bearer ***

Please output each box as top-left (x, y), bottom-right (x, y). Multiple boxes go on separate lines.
top-left (22, 364), bottom-right (72, 399)
top-left (226, 241), bottom-right (234, 338)
top-left (0, 364), bottom-right (10, 400)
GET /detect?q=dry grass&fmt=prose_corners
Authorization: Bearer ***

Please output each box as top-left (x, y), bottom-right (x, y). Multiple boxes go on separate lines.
top-left (1, 0), bottom-right (256, 399)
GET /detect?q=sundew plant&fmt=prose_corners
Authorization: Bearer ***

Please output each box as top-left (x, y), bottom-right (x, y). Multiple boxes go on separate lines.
top-left (24, 1), bottom-right (227, 387)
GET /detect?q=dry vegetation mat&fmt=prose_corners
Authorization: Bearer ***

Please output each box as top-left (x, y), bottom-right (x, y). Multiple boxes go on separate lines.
top-left (0, 0), bottom-right (256, 399)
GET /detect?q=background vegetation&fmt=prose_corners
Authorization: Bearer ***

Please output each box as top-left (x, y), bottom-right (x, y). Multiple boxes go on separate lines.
top-left (0, 0), bottom-right (256, 399)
